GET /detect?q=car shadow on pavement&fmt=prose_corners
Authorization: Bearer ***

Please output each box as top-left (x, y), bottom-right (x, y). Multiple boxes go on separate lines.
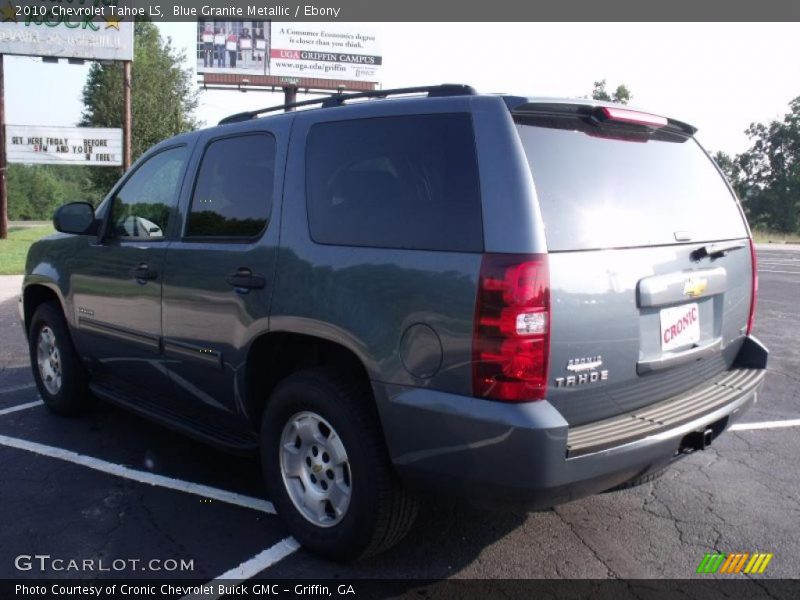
top-left (273, 496), bottom-right (531, 579)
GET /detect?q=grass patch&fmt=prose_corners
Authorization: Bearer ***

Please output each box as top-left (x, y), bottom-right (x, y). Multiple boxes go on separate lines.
top-left (752, 229), bottom-right (800, 244)
top-left (0, 225), bottom-right (56, 275)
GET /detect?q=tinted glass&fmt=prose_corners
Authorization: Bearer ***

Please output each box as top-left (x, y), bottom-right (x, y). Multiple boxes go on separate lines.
top-left (306, 114), bottom-right (483, 252)
top-left (515, 117), bottom-right (748, 251)
top-left (187, 134), bottom-right (276, 238)
top-left (112, 146), bottom-right (188, 240)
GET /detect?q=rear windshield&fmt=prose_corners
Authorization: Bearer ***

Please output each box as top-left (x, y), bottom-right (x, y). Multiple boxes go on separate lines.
top-left (515, 115), bottom-right (748, 251)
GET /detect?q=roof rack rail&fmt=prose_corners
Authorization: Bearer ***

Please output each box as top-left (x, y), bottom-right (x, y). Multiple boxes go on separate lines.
top-left (218, 84), bottom-right (477, 125)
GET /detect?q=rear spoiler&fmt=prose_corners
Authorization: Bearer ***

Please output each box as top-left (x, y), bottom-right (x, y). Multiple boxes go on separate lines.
top-left (504, 96), bottom-right (698, 136)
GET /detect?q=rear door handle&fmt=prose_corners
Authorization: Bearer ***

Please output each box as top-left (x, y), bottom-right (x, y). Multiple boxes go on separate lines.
top-left (226, 268), bottom-right (266, 291)
top-left (129, 264), bottom-right (158, 282)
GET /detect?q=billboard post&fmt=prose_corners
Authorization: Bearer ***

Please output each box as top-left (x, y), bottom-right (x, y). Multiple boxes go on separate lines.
top-left (283, 85), bottom-right (297, 110)
top-left (0, 54), bottom-right (7, 240)
top-left (123, 60), bottom-right (132, 171)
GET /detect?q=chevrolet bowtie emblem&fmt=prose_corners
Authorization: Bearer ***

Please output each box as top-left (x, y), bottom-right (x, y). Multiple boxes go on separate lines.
top-left (683, 277), bottom-right (708, 298)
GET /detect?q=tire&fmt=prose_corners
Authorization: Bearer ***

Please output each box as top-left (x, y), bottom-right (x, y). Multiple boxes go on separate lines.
top-left (260, 368), bottom-right (418, 561)
top-left (607, 467), bottom-right (667, 492)
top-left (28, 301), bottom-right (91, 416)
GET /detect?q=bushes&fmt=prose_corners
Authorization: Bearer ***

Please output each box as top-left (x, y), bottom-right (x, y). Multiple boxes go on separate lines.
top-left (7, 164), bottom-right (101, 221)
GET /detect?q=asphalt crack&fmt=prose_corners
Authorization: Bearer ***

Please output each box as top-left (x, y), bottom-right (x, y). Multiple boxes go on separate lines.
top-left (552, 507), bottom-right (618, 578)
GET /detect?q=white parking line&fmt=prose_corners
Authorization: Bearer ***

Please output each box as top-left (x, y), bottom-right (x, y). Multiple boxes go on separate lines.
top-left (182, 537), bottom-right (301, 600)
top-left (0, 382), bottom-right (37, 394)
top-left (758, 269), bottom-right (800, 274)
top-left (0, 433), bottom-right (276, 514)
top-left (730, 418), bottom-right (800, 431)
top-left (0, 416), bottom-right (300, 586)
top-left (0, 399), bottom-right (43, 416)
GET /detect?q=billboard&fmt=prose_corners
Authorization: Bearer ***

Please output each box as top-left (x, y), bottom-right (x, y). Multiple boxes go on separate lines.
top-left (270, 24), bottom-right (381, 82)
top-left (0, 8), bottom-right (134, 62)
top-left (6, 125), bottom-right (123, 166)
top-left (196, 20), bottom-right (270, 75)
top-left (196, 22), bottom-right (382, 84)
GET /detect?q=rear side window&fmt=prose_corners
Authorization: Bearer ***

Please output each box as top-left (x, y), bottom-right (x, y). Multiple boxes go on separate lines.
top-left (186, 134), bottom-right (276, 238)
top-left (515, 116), bottom-right (748, 251)
top-left (306, 114), bottom-right (483, 252)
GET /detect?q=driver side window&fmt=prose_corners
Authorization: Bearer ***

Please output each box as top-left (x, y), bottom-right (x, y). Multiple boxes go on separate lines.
top-left (111, 145), bottom-right (189, 240)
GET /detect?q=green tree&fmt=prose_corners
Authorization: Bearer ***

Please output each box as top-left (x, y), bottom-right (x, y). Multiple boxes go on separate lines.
top-left (48, 165), bottom-right (101, 205)
top-left (80, 21), bottom-right (199, 195)
top-left (6, 165), bottom-right (63, 220)
top-left (734, 96), bottom-right (800, 233)
top-left (591, 79), bottom-right (632, 104)
top-left (712, 151), bottom-right (741, 188)
top-left (6, 163), bottom-right (103, 222)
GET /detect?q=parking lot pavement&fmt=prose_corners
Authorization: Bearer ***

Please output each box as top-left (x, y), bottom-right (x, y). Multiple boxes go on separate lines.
top-left (0, 275), bottom-right (26, 370)
top-left (0, 246), bottom-right (798, 581)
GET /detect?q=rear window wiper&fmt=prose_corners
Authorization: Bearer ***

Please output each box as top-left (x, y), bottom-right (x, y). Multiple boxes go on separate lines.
top-left (691, 240), bottom-right (748, 261)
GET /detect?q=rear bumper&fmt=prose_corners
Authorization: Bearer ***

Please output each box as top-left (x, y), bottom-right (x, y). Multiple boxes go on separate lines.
top-left (376, 337), bottom-right (767, 510)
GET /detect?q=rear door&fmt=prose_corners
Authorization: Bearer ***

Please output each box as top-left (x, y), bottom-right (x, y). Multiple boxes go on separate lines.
top-left (514, 106), bottom-right (752, 426)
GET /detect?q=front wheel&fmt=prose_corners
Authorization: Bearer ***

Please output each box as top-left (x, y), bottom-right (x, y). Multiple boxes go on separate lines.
top-left (260, 369), bottom-right (418, 560)
top-left (28, 302), bottom-right (91, 416)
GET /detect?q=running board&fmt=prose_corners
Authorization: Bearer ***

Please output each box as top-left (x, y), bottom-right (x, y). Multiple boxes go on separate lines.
top-left (89, 381), bottom-right (258, 454)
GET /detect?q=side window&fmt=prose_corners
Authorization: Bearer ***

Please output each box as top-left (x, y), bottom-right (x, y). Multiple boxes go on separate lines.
top-left (186, 134), bottom-right (276, 238)
top-left (111, 145), bottom-right (188, 240)
top-left (306, 114), bottom-right (483, 252)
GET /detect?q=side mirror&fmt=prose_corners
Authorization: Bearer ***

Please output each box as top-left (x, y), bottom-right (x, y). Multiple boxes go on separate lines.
top-left (53, 202), bottom-right (98, 235)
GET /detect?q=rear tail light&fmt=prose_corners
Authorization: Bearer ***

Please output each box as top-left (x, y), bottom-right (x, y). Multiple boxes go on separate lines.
top-left (747, 239), bottom-right (758, 335)
top-left (473, 254), bottom-right (550, 402)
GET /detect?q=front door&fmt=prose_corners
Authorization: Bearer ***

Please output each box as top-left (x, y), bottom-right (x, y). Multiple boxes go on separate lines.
top-left (71, 144), bottom-right (191, 398)
top-left (161, 128), bottom-right (284, 424)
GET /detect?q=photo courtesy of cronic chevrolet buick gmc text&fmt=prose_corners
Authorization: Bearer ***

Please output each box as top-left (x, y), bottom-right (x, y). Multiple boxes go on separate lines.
top-left (19, 85), bottom-right (768, 560)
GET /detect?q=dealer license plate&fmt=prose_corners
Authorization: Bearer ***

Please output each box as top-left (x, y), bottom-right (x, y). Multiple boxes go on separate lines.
top-left (660, 303), bottom-right (700, 352)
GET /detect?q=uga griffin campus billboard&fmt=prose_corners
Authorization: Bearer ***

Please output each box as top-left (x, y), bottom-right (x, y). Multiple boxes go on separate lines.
top-left (196, 21), bottom-right (381, 83)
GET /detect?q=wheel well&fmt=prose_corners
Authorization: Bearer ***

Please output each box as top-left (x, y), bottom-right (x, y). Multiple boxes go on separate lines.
top-left (23, 285), bottom-right (62, 333)
top-left (245, 332), bottom-right (372, 429)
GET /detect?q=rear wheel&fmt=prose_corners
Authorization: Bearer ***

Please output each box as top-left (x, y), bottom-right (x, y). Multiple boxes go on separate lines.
top-left (260, 368), bottom-right (418, 560)
top-left (28, 302), bottom-right (91, 416)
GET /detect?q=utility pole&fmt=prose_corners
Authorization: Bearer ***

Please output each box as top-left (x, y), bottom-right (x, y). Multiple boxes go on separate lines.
top-left (0, 54), bottom-right (7, 240)
top-left (123, 60), bottom-right (132, 171)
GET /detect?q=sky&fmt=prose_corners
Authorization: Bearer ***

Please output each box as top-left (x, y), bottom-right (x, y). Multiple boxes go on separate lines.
top-left (4, 22), bottom-right (800, 156)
